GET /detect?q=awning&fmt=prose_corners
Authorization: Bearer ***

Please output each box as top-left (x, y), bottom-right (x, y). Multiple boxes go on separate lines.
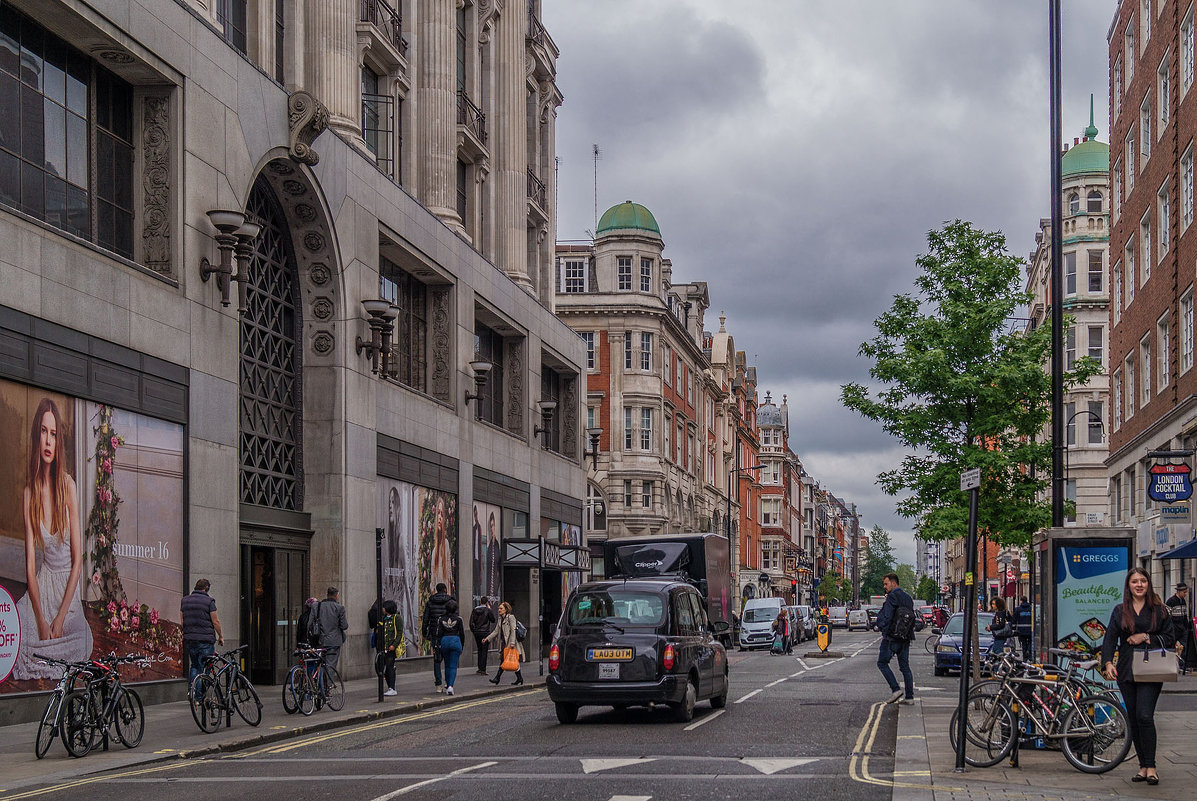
top-left (1158, 538), bottom-right (1197, 560)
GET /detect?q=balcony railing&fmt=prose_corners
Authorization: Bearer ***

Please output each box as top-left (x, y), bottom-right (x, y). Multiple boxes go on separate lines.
top-left (527, 167), bottom-right (546, 209)
top-left (528, 13), bottom-right (547, 48)
top-left (457, 89), bottom-right (487, 145)
top-left (360, 0), bottom-right (409, 58)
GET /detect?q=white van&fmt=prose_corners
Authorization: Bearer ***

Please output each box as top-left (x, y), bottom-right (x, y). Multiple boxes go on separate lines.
top-left (739, 597), bottom-right (785, 651)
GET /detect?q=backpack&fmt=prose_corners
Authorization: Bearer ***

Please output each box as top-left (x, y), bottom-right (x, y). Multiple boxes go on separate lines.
top-left (888, 604), bottom-right (917, 642)
top-left (308, 600), bottom-right (325, 643)
top-left (515, 619), bottom-right (528, 642)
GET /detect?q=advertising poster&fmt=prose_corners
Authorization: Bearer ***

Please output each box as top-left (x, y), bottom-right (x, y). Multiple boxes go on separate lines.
top-left (378, 479), bottom-right (457, 655)
top-left (1053, 543), bottom-right (1130, 655)
top-left (561, 522), bottom-right (583, 600)
top-left (0, 380), bottom-right (185, 693)
top-left (471, 501), bottom-right (501, 606)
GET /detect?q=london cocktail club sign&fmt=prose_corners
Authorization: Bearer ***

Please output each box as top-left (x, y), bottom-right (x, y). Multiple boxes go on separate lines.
top-left (1148, 462), bottom-right (1194, 503)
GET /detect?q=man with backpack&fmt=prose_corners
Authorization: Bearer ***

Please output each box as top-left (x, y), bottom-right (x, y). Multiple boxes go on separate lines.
top-left (469, 596), bottom-right (497, 675)
top-left (874, 572), bottom-right (916, 705)
top-left (422, 583), bottom-right (455, 693)
top-left (308, 587), bottom-right (349, 671)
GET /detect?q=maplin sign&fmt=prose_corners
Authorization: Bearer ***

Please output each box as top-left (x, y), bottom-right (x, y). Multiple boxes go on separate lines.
top-left (1148, 462), bottom-right (1194, 503)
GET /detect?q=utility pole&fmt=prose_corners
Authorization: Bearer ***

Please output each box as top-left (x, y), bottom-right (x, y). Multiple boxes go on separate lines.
top-left (1049, 0), bottom-right (1065, 528)
top-left (955, 468), bottom-right (981, 771)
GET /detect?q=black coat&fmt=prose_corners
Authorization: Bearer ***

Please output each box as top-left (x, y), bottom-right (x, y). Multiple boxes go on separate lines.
top-left (422, 592), bottom-right (455, 639)
top-left (1100, 601), bottom-right (1177, 682)
top-left (1013, 602), bottom-right (1032, 637)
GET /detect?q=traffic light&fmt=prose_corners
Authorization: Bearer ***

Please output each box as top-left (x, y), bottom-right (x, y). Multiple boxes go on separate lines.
top-left (791, 579), bottom-right (797, 593)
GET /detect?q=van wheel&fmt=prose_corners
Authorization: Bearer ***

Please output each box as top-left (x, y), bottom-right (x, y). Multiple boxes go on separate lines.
top-left (671, 679), bottom-right (696, 723)
top-left (555, 703), bottom-right (579, 724)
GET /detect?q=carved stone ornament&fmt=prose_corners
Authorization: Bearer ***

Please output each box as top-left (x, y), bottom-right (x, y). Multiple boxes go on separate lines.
top-left (309, 263), bottom-right (331, 285)
top-left (141, 95), bottom-right (171, 275)
top-left (312, 331), bottom-right (334, 355)
top-left (303, 231), bottom-right (325, 253)
top-left (287, 91), bottom-right (330, 166)
top-left (312, 297), bottom-right (334, 320)
top-left (267, 161), bottom-right (296, 176)
top-left (506, 339), bottom-right (524, 433)
top-left (430, 289), bottom-right (451, 402)
top-left (294, 203), bottom-right (317, 223)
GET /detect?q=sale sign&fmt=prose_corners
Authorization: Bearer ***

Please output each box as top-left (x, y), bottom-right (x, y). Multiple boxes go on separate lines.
top-left (0, 585), bottom-right (19, 683)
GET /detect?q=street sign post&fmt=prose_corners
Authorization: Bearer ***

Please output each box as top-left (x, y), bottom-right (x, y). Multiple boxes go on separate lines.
top-left (955, 469), bottom-right (981, 772)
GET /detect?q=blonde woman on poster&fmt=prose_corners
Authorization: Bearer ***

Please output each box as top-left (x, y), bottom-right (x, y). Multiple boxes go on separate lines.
top-left (431, 495), bottom-right (452, 594)
top-left (13, 398), bottom-right (92, 679)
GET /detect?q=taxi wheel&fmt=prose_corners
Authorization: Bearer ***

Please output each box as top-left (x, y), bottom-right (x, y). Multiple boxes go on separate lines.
top-left (671, 679), bottom-right (697, 723)
top-left (555, 702), bottom-right (579, 724)
top-left (710, 670), bottom-right (728, 709)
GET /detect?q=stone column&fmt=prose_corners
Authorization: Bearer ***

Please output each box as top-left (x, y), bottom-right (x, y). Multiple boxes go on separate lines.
top-left (416, 0), bottom-right (461, 227)
top-left (304, 0), bottom-right (360, 137)
top-left (492, 2), bottom-right (531, 290)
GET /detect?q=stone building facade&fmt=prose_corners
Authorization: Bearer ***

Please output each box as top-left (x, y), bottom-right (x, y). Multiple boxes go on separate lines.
top-left (0, 0), bottom-right (582, 715)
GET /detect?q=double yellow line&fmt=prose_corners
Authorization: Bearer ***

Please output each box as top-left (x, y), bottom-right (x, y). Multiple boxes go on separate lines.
top-left (847, 701), bottom-right (959, 792)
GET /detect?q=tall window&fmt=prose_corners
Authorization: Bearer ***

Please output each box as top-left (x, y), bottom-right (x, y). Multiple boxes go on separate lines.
top-left (456, 160), bottom-right (467, 226)
top-left (1088, 325), bottom-right (1104, 367)
top-left (1183, 289), bottom-right (1195, 373)
top-left (274, 0), bottom-right (285, 84)
top-left (1158, 182), bottom-right (1170, 256)
top-left (1087, 191), bottom-right (1103, 213)
top-left (218, 0), bottom-right (248, 53)
top-left (1142, 0), bottom-right (1151, 49)
top-left (579, 331), bottom-right (595, 370)
top-left (623, 479), bottom-right (633, 508)
top-left (1065, 327), bottom-right (1076, 370)
top-left (617, 256), bottom-right (632, 290)
top-left (1114, 160), bottom-right (1123, 221)
top-left (762, 498), bottom-right (781, 526)
top-left (641, 480), bottom-right (653, 509)
top-left (1160, 54), bottom-right (1172, 129)
top-left (1126, 133), bottom-right (1136, 187)
top-left (1141, 212), bottom-right (1152, 280)
top-left (474, 322), bottom-right (506, 426)
top-left (1088, 401), bottom-right (1104, 444)
top-left (1088, 251), bottom-right (1103, 292)
top-left (540, 366), bottom-right (561, 452)
top-left (361, 66), bottom-right (394, 178)
top-left (1184, 7), bottom-right (1196, 93)
top-left (380, 257), bottom-right (428, 391)
top-left (1185, 146), bottom-right (1195, 230)
top-left (640, 332), bottom-right (652, 370)
top-left (663, 344), bottom-right (672, 385)
top-left (1114, 369), bottom-right (1124, 428)
top-left (624, 332), bottom-right (633, 370)
top-left (1126, 238), bottom-right (1136, 301)
top-left (1125, 354), bottom-right (1135, 418)
top-left (1115, 56), bottom-right (1124, 118)
top-left (1068, 193), bottom-right (1080, 215)
top-left (1065, 401), bottom-right (1076, 446)
top-left (1064, 251), bottom-right (1077, 295)
top-left (664, 412), bottom-right (671, 459)
top-left (1158, 313), bottom-right (1171, 390)
top-left (640, 407), bottom-right (653, 451)
top-left (1126, 20), bottom-right (1135, 80)
top-left (640, 257), bottom-right (652, 292)
top-left (1113, 263), bottom-right (1122, 322)
top-left (1141, 96), bottom-right (1152, 161)
top-left (1141, 335), bottom-right (1152, 407)
top-left (0, 8), bottom-right (135, 258)
top-left (562, 258), bottom-right (586, 293)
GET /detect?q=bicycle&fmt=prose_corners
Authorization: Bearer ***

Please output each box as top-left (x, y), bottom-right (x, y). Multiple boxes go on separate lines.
top-left (283, 644), bottom-right (344, 716)
top-left (189, 644), bottom-right (262, 733)
top-left (950, 651), bottom-right (1130, 773)
top-left (924, 632), bottom-right (941, 655)
top-left (31, 654), bottom-right (92, 759)
top-left (60, 653), bottom-right (147, 758)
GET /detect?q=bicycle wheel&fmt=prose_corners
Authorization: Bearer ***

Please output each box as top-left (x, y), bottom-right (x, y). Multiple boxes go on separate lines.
top-left (231, 674), bottom-right (263, 726)
top-left (34, 691), bottom-right (62, 759)
top-left (190, 674), bottom-right (225, 733)
top-left (1061, 695), bottom-right (1131, 774)
top-left (948, 696), bottom-right (1017, 767)
top-left (287, 666), bottom-right (316, 716)
top-left (924, 635), bottom-right (940, 655)
top-left (113, 689), bottom-right (144, 748)
top-left (60, 690), bottom-right (98, 758)
top-left (320, 665), bottom-right (345, 711)
top-left (282, 666), bottom-right (301, 714)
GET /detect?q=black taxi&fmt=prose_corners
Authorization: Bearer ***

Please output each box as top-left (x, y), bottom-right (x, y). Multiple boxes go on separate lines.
top-left (546, 577), bottom-right (729, 724)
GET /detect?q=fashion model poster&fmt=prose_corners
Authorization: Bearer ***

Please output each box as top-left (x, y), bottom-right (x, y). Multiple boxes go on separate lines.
top-left (471, 500), bottom-right (501, 606)
top-left (0, 380), bottom-right (185, 693)
top-left (378, 479), bottom-right (457, 655)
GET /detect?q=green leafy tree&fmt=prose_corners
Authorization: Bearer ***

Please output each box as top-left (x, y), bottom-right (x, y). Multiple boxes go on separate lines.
top-left (817, 571), bottom-right (851, 604)
top-left (841, 221), bottom-right (1098, 548)
top-left (915, 575), bottom-right (940, 604)
top-left (895, 563), bottom-right (916, 591)
top-left (859, 525), bottom-right (895, 598)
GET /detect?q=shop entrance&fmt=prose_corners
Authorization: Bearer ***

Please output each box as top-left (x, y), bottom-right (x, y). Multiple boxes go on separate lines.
top-left (541, 569), bottom-right (563, 647)
top-left (241, 544), bottom-right (308, 686)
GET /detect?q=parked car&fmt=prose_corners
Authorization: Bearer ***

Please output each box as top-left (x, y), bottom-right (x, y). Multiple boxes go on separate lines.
top-left (864, 606), bottom-right (881, 630)
top-left (828, 606), bottom-right (848, 628)
top-left (933, 612), bottom-right (994, 676)
top-left (794, 606), bottom-right (815, 641)
top-left (739, 597), bottom-right (785, 651)
top-left (785, 606), bottom-right (808, 644)
top-left (847, 609), bottom-right (869, 631)
top-left (547, 577), bottom-right (730, 723)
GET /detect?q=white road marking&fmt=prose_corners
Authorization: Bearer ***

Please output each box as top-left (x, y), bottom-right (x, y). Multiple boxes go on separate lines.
top-left (683, 709), bottom-right (725, 731)
top-left (766, 678), bottom-right (787, 687)
top-left (796, 658), bottom-right (809, 669)
top-left (370, 761), bottom-right (496, 800)
top-left (790, 669), bottom-right (807, 678)
top-left (581, 758), bottom-right (657, 774)
top-left (608, 796), bottom-right (652, 801)
top-left (740, 758), bottom-right (821, 775)
top-left (734, 688), bottom-right (762, 703)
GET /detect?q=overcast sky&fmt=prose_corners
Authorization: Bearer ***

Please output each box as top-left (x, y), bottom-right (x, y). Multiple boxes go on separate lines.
top-left (542, 2), bottom-right (1114, 567)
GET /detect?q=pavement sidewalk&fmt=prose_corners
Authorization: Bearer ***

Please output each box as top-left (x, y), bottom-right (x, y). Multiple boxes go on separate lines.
top-left (0, 661), bottom-right (544, 794)
top-left (894, 674), bottom-right (1197, 801)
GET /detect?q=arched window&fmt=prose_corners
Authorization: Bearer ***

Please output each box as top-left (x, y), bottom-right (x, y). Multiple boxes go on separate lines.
top-left (1087, 191), bottom-right (1103, 213)
top-left (1068, 193), bottom-right (1080, 214)
top-left (240, 178), bottom-right (303, 510)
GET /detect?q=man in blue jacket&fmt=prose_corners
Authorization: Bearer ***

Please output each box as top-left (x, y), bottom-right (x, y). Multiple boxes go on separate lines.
top-left (874, 572), bottom-right (915, 704)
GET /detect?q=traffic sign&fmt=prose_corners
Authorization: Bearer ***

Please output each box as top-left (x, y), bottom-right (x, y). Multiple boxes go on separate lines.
top-left (960, 468), bottom-right (981, 491)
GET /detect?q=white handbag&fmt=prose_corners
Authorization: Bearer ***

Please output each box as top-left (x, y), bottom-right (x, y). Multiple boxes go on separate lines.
top-left (1131, 647), bottom-right (1179, 683)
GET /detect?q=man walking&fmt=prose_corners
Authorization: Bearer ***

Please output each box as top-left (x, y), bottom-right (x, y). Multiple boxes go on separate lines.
top-left (874, 572), bottom-right (915, 705)
top-left (1166, 583), bottom-right (1196, 673)
top-left (422, 582), bottom-right (455, 692)
top-left (309, 586), bottom-right (349, 671)
top-left (181, 578), bottom-right (224, 689)
top-left (1013, 596), bottom-right (1033, 657)
top-left (469, 596), bottom-right (497, 675)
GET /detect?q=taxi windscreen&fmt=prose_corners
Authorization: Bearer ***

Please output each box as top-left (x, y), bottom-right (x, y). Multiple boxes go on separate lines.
top-left (568, 590), bottom-right (666, 627)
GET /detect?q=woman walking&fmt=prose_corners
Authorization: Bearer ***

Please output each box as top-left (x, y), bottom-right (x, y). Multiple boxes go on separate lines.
top-left (484, 601), bottom-right (524, 685)
top-left (986, 598), bottom-right (1012, 654)
top-left (1100, 567), bottom-right (1176, 785)
top-left (436, 599), bottom-right (465, 695)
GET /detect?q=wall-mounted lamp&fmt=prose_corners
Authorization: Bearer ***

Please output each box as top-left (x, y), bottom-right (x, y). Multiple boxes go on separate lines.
top-left (356, 298), bottom-right (398, 375)
top-left (464, 359), bottom-right (494, 406)
top-left (532, 399), bottom-right (557, 445)
top-left (584, 426), bottom-right (602, 469)
top-left (199, 209), bottom-right (246, 308)
top-left (230, 219), bottom-right (261, 314)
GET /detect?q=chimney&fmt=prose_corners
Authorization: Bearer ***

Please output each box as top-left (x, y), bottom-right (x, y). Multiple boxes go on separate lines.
top-left (1074, 137), bottom-right (1079, 145)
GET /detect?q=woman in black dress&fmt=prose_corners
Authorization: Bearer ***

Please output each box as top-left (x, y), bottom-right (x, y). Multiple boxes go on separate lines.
top-left (1100, 567), bottom-right (1176, 785)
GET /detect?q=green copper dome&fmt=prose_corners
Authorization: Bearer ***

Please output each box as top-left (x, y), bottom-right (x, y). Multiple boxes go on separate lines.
top-left (1062, 98), bottom-right (1109, 177)
top-left (596, 201), bottom-right (660, 235)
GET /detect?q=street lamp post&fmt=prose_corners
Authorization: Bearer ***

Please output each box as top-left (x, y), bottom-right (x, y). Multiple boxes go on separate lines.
top-left (726, 456), bottom-right (764, 602)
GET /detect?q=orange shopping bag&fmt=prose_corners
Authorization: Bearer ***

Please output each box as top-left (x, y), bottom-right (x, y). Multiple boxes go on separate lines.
top-left (501, 646), bottom-right (520, 672)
